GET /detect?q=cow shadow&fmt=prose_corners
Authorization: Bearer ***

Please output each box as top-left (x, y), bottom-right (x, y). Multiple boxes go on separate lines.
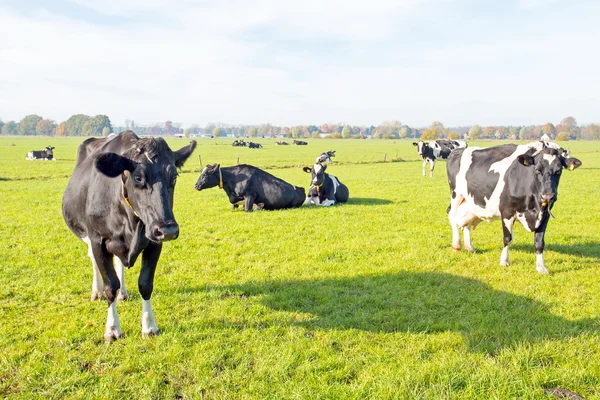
top-left (511, 241), bottom-right (600, 264)
top-left (346, 197), bottom-right (395, 206)
top-left (212, 272), bottom-right (597, 354)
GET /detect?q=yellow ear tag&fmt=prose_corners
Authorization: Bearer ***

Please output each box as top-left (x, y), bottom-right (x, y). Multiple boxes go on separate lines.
top-left (523, 160), bottom-right (529, 166)
top-left (542, 201), bottom-right (547, 207)
top-left (569, 164), bottom-right (575, 171)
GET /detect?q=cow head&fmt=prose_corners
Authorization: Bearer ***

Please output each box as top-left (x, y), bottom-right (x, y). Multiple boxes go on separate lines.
top-left (413, 141), bottom-right (428, 155)
top-left (303, 163), bottom-right (327, 186)
top-left (95, 138), bottom-right (197, 242)
top-left (517, 146), bottom-right (582, 208)
top-left (316, 150), bottom-right (335, 163)
top-left (194, 163), bottom-right (221, 191)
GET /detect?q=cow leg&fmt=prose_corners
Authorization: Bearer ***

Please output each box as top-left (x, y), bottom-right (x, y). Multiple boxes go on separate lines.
top-left (448, 194), bottom-right (463, 251)
top-left (534, 217), bottom-right (550, 274)
top-left (463, 224), bottom-right (474, 252)
top-left (139, 243), bottom-right (162, 337)
top-left (84, 237), bottom-right (105, 301)
top-left (422, 160), bottom-right (427, 176)
top-left (114, 256), bottom-right (129, 301)
top-left (322, 199), bottom-right (336, 206)
top-left (244, 194), bottom-right (256, 212)
top-left (500, 217), bottom-right (515, 266)
top-left (429, 159), bottom-right (436, 178)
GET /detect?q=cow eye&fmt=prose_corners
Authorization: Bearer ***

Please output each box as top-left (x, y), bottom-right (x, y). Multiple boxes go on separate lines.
top-left (535, 169), bottom-right (541, 175)
top-left (134, 174), bottom-right (143, 184)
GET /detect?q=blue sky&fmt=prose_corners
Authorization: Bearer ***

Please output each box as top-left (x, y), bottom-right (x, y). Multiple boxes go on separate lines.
top-left (0, 0), bottom-right (598, 127)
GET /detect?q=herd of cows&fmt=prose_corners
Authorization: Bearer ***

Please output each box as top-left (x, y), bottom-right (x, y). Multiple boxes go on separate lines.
top-left (24, 131), bottom-right (583, 340)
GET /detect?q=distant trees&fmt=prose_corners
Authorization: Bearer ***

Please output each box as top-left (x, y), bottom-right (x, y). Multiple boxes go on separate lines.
top-left (1, 121), bottom-right (18, 135)
top-left (469, 125), bottom-right (482, 140)
top-left (55, 122), bottom-right (67, 136)
top-left (341, 125), bottom-right (352, 138)
top-left (35, 119), bottom-right (57, 135)
top-left (541, 123), bottom-right (556, 139)
top-left (19, 115), bottom-right (43, 135)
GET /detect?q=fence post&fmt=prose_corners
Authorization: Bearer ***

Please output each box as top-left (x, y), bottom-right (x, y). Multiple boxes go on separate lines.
top-left (384, 153), bottom-right (387, 162)
top-left (237, 157), bottom-right (239, 165)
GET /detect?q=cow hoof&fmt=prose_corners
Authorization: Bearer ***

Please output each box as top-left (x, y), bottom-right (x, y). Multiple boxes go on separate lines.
top-left (464, 246), bottom-right (475, 253)
top-left (117, 291), bottom-right (129, 302)
top-left (536, 266), bottom-right (549, 274)
top-left (451, 247), bottom-right (461, 253)
top-left (91, 291), bottom-right (105, 301)
top-left (142, 328), bottom-right (160, 338)
top-left (104, 329), bottom-right (123, 342)
top-left (500, 261), bottom-right (509, 267)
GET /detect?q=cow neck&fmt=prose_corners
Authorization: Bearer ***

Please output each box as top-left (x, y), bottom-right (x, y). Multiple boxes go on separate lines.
top-left (121, 179), bottom-right (140, 218)
top-left (218, 166), bottom-right (223, 189)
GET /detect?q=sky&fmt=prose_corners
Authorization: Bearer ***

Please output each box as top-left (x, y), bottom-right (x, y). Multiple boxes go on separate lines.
top-left (0, 0), bottom-right (599, 128)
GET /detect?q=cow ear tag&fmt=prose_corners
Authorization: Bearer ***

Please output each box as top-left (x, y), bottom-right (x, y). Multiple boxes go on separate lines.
top-left (569, 164), bottom-right (575, 171)
top-left (522, 159), bottom-right (529, 166)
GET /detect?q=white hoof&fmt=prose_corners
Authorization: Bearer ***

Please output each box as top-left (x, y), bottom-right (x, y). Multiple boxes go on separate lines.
top-left (464, 246), bottom-right (475, 253)
top-left (142, 327), bottom-right (160, 338)
top-left (117, 290), bottom-right (129, 302)
top-left (104, 327), bottom-right (123, 342)
top-left (500, 261), bottom-right (510, 267)
top-left (536, 265), bottom-right (549, 274)
top-left (91, 291), bottom-right (105, 301)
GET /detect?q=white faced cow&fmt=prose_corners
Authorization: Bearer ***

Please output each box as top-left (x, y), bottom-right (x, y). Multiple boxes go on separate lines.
top-left (26, 146), bottom-right (55, 160)
top-left (303, 162), bottom-right (349, 206)
top-left (446, 141), bottom-right (581, 274)
top-left (413, 140), bottom-right (467, 177)
top-left (62, 131), bottom-right (196, 341)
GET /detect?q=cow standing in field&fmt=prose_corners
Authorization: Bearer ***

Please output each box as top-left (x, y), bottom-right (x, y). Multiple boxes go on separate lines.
top-left (62, 131), bottom-right (196, 340)
top-left (446, 141), bottom-right (581, 273)
top-left (413, 140), bottom-right (467, 177)
top-left (293, 140), bottom-right (308, 145)
top-left (303, 162), bottom-right (349, 206)
top-left (194, 163), bottom-right (306, 211)
top-left (26, 146), bottom-right (55, 160)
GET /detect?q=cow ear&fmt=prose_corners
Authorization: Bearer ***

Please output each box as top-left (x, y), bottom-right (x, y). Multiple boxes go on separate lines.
top-left (174, 140), bottom-right (197, 168)
top-left (517, 154), bottom-right (535, 167)
top-left (563, 157), bottom-right (582, 171)
top-left (96, 153), bottom-right (137, 177)
top-left (412, 142), bottom-right (417, 146)
top-left (302, 167), bottom-right (311, 173)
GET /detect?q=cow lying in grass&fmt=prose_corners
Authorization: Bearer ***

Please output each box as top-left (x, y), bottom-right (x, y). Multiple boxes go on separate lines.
top-left (303, 162), bottom-right (349, 206)
top-left (195, 164), bottom-right (306, 212)
top-left (26, 146), bottom-right (55, 160)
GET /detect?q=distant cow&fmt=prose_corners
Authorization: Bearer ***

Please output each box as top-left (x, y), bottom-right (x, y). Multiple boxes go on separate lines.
top-left (276, 141), bottom-right (289, 145)
top-left (62, 131), bottom-right (196, 340)
top-left (26, 146), bottom-right (55, 160)
top-left (316, 150), bottom-right (336, 164)
top-left (293, 140), bottom-right (308, 145)
top-left (413, 140), bottom-right (467, 177)
top-left (232, 140), bottom-right (247, 147)
top-left (195, 164), bottom-right (306, 211)
top-left (303, 162), bottom-right (349, 206)
top-left (447, 141), bottom-right (581, 274)
top-left (248, 142), bottom-right (263, 149)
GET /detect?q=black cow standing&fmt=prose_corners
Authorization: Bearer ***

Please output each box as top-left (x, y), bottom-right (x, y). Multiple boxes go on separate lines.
top-left (303, 162), bottom-right (349, 206)
top-left (62, 131), bottom-right (196, 340)
top-left (26, 146), bottom-right (55, 160)
top-left (447, 141), bottom-right (581, 273)
top-left (413, 140), bottom-right (467, 177)
top-left (195, 164), bottom-right (306, 211)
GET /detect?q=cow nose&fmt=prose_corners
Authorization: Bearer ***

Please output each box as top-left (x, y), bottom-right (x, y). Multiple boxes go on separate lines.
top-left (542, 194), bottom-right (555, 204)
top-left (151, 222), bottom-right (179, 241)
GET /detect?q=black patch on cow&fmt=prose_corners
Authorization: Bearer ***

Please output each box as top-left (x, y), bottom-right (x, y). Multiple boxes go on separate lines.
top-left (465, 145), bottom-right (518, 208)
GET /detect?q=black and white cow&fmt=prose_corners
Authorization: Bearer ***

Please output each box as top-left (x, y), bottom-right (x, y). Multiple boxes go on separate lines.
top-left (446, 141), bottom-right (581, 274)
top-left (26, 146), bottom-right (55, 160)
top-left (293, 140), bottom-right (308, 145)
top-left (62, 131), bottom-right (196, 340)
top-left (276, 141), bottom-right (289, 145)
top-left (316, 150), bottom-right (336, 164)
top-left (413, 140), bottom-right (467, 177)
top-left (232, 140), bottom-right (247, 147)
top-left (195, 164), bottom-right (306, 211)
top-left (248, 142), bottom-right (263, 149)
top-left (302, 162), bottom-right (349, 206)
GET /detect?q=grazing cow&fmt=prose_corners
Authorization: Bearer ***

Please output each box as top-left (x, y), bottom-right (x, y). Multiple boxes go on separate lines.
top-left (248, 142), bottom-right (263, 149)
top-left (293, 140), bottom-right (308, 145)
top-left (62, 131), bottom-right (196, 340)
top-left (26, 146), bottom-right (55, 160)
top-left (276, 141), bottom-right (289, 145)
top-left (413, 140), bottom-right (467, 177)
top-left (232, 140), bottom-right (247, 147)
top-left (446, 141), bottom-right (581, 274)
top-left (316, 150), bottom-right (336, 164)
top-left (302, 162), bottom-right (349, 206)
top-left (194, 164), bottom-right (305, 211)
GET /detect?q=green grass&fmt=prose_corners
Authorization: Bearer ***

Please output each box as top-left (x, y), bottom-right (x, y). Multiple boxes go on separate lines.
top-left (1, 137), bottom-right (600, 399)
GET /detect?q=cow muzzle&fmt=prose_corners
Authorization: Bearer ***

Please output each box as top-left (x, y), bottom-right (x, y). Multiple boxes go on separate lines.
top-left (541, 194), bottom-right (555, 207)
top-left (150, 221), bottom-right (179, 242)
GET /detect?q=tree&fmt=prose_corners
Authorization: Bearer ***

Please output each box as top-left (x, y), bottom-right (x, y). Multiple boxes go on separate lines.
top-left (555, 132), bottom-right (569, 141)
top-left (19, 114), bottom-right (43, 135)
top-left (248, 127), bottom-right (258, 137)
top-left (509, 126), bottom-right (520, 140)
top-left (213, 127), bottom-right (225, 137)
top-left (55, 122), bottom-right (67, 136)
top-left (420, 129), bottom-right (438, 140)
top-left (0, 120), bottom-right (4, 133)
top-left (428, 121), bottom-right (447, 138)
top-left (341, 125), bottom-right (352, 139)
top-left (560, 116), bottom-right (579, 139)
top-left (1, 121), bottom-right (18, 135)
top-left (66, 114), bottom-right (91, 136)
top-left (35, 119), bottom-right (57, 135)
top-left (81, 115), bottom-right (112, 136)
top-left (495, 126), bottom-right (508, 140)
top-left (291, 126), bottom-right (302, 138)
top-left (483, 126), bottom-right (496, 138)
top-left (102, 126), bottom-right (111, 136)
top-left (399, 125), bottom-right (412, 138)
top-left (541, 123), bottom-right (556, 139)
top-left (164, 121), bottom-right (173, 134)
top-left (469, 125), bottom-right (482, 140)
top-left (447, 131), bottom-right (459, 140)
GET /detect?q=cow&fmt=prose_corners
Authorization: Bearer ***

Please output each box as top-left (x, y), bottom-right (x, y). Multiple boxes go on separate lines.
top-left (446, 141), bottom-right (581, 274)
top-left (194, 163), bottom-right (306, 211)
top-left (62, 131), bottom-right (196, 341)
top-left (248, 142), bottom-right (263, 149)
top-left (26, 146), bottom-right (55, 160)
top-left (316, 150), bottom-right (336, 164)
top-left (413, 139), bottom-right (467, 177)
top-left (293, 140), bottom-right (308, 145)
top-left (232, 140), bottom-right (247, 147)
top-left (276, 141), bottom-right (289, 145)
top-left (302, 162), bottom-right (349, 206)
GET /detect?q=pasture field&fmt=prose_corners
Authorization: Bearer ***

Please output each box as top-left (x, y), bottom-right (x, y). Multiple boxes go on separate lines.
top-left (2, 136), bottom-right (600, 399)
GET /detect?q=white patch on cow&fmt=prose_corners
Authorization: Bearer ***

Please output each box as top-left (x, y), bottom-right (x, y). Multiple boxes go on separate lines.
top-left (329, 174), bottom-right (340, 196)
top-left (430, 141), bottom-right (442, 158)
top-left (500, 218), bottom-right (515, 266)
top-left (455, 141), bottom-right (467, 149)
top-left (463, 226), bottom-right (473, 251)
top-left (201, 167), bottom-right (207, 175)
top-left (83, 237), bottom-right (105, 301)
top-left (536, 253), bottom-right (548, 274)
top-left (516, 212), bottom-right (532, 232)
top-left (421, 159), bottom-right (427, 176)
top-left (26, 152), bottom-right (33, 160)
top-left (141, 299), bottom-right (159, 337)
top-left (543, 154), bottom-right (557, 164)
top-left (105, 301), bottom-right (123, 341)
top-left (428, 159), bottom-right (436, 178)
top-left (114, 256), bottom-right (129, 301)
top-left (321, 199), bottom-right (336, 206)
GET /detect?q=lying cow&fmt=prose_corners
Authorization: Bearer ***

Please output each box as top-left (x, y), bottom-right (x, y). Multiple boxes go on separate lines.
top-left (303, 162), bottom-right (349, 206)
top-left (316, 150), bottom-right (336, 163)
top-left (232, 140), bottom-right (247, 147)
top-left (248, 142), bottom-right (263, 149)
top-left (293, 140), bottom-right (308, 145)
top-left (26, 146), bottom-right (55, 160)
top-left (62, 131), bottom-right (196, 340)
top-left (447, 141), bottom-right (581, 274)
top-left (276, 141), bottom-right (289, 145)
top-left (413, 139), bottom-right (467, 177)
top-left (194, 163), bottom-right (305, 211)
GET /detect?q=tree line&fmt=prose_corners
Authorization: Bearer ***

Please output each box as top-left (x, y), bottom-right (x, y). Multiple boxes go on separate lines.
top-left (1, 114), bottom-right (599, 141)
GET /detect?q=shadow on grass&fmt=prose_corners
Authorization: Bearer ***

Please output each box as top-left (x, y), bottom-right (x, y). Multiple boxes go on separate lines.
top-left (345, 197), bottom-right (395, 206)
top-left (212, 272), bottom-right (597, 354)
top-left (511, 241), bottom-right (600, 264)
